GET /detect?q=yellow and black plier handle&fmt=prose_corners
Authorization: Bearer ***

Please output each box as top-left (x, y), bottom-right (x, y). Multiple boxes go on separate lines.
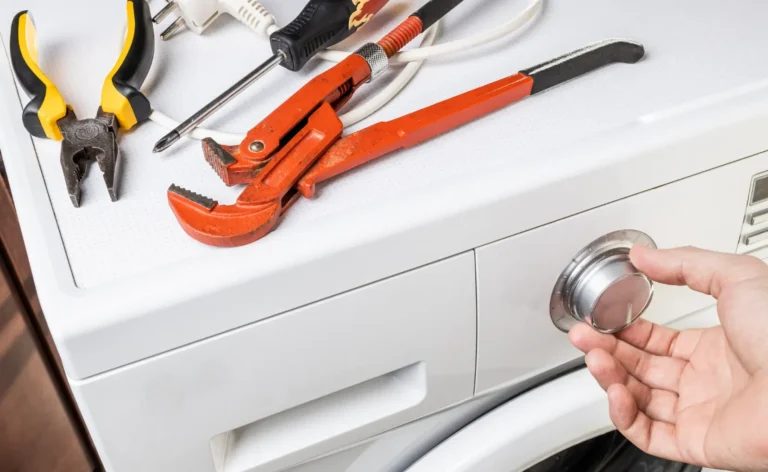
top-left (9, 0), bottom-right (154, 141)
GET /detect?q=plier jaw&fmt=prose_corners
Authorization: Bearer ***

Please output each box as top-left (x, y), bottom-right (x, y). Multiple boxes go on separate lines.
top-left (58, 109), bottom-right (120, 208)
top-left (169, 39), bottom-right (646, 247)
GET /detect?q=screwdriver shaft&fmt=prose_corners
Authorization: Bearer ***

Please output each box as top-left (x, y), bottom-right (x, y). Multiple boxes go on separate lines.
top-left (153, 51), bottom-right (286, 153)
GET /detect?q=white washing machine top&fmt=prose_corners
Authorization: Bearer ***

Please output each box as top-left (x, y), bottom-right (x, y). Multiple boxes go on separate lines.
top-left (1, 0), bottom-right (768, 378)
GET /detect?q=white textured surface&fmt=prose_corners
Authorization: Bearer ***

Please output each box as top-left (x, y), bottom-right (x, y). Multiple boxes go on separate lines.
top-left (1, 0), bottom-right (767, 288)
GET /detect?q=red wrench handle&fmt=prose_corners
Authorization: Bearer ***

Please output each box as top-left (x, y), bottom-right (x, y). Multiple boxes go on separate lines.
top-left (238, 54), bottom-right (371, 166)
top-left (298, 72), bottom-right (534, 198)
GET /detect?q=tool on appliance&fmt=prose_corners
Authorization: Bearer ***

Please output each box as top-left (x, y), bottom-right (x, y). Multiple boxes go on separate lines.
top-left (147, 0), bottom-right (544, 145)
top-left (161, 0), bottom-right (462, 174)
top-left (9, 0), bottom-right (154, 207)
top-left (152, 0), bottom-right (392, 153)
top-left (152, 0), bottom-right (276, 40)
top-left (167, 39), bottom-right (645, 247)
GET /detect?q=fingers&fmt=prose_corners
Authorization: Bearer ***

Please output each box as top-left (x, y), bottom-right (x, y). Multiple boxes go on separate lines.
top-left (615, 318), bottom-right (704, 361)
top-left (616, 318), bottom-right (679, 356)
top-left (570, 324), bottom-right (686, 392)
top-left (630, 245), bottom-right (768, 298)
top-left (607, 384), bottom-right (684, 462)
top-left (585, 349), bottom-right (678, 423)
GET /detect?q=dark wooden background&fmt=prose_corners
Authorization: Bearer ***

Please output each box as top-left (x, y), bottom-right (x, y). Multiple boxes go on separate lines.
top-left (0, 155), bottom-right (101, 472)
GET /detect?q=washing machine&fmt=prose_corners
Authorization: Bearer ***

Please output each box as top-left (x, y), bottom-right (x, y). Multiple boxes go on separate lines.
top-left (0, 0), bottom-right (764, 471)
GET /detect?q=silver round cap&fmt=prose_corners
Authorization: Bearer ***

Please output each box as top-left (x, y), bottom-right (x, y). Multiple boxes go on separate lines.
top-left (550, 230), bottom-right (656, 334)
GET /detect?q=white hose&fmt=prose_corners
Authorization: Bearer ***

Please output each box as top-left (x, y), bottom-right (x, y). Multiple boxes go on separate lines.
top-left (341, 22), bottom-right (440, 127)
top-left (148, 0), bottom-right (544, 145)
top-left (316, 0), bottom-right (544, 63)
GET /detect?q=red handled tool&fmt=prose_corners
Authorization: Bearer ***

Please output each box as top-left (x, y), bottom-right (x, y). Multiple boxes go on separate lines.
top-left (168, 39), bottom-right (644, 247)
top-left (180, 0), bottom-right (472, 186)
top-left (153, 0), bottom-right (393, 153)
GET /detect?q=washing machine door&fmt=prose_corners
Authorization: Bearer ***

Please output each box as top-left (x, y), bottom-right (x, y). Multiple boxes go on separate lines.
top-left (405, 307), bottom-right (723, 472)
top-left (404, 367), bottom-right (613, 472)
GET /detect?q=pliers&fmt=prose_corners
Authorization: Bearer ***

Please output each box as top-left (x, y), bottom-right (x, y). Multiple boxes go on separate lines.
top-left (9, 0), bottom-right (154, 207)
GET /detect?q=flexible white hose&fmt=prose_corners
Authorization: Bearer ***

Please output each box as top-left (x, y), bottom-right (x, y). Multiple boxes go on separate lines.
top-left (316, 0), bottom-right (543, 63)
top-left (148, 0), bottom-right (543, 144)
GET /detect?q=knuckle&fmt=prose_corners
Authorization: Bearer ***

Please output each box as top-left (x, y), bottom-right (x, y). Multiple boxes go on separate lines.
top-left (633, 356), bottom-right (648, 381)
top-left (737, 253), bottom-right (768, 272)
top-left (729, 255), bottom-right (768, 284)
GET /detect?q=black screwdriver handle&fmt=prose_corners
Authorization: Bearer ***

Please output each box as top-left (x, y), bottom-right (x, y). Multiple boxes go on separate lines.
top-left (271, 0), bottom-right (389, 72)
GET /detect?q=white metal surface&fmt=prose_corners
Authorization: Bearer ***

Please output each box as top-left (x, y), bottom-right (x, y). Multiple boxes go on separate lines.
top-left (68, 153), bottom-right (762, 472)
top-left (70, 252), bottom-right (476, 472)
top-left (3, 0), bottom-right (768, 378)
top-left (405, 307), bottom-right (721, 472)
top-left (474, 154), bottom-right (766, 394)
top-left (408, 368), bottom-right (614, 472)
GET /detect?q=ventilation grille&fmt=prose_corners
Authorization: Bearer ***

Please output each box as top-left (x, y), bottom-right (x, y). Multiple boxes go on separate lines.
top-left (737, 171), bottom-right (768, 257)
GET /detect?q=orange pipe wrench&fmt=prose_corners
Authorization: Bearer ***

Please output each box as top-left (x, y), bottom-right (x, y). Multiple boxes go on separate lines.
top-left (169, 39), bottom-right (645, 247)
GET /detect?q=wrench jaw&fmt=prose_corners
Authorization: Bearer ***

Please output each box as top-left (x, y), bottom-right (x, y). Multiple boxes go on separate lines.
top-left (171, 103), bottom-right (343, 247)
top-left (167, 184), bottom-right (285, 248)
top-left (201, 138), bottom-right (270, 187)
top-left (198, 54), bottom-right (373, 189)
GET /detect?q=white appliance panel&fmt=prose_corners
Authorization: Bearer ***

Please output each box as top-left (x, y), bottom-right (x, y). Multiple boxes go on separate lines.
top-left (70, 252), bottom-right (477, 472)
top-left (474, 152), bottom-right (768, 393)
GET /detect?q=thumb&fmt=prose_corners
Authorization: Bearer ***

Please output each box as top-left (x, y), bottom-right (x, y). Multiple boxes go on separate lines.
top-left (629, 245), bottom-right (768, 298)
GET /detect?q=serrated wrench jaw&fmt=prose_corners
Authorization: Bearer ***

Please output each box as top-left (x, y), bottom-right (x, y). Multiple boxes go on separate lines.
top-left (167, 184), bottom-right (283, 248)
top-left (202, 138), bottom-right (270, 186)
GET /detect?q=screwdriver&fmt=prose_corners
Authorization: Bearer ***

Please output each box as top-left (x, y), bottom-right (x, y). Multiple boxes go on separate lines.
top-left (154, 0), bottom-right (390, 153)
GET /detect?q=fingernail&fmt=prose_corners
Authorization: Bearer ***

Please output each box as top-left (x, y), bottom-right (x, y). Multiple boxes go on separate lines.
top-left (629, 244), bottom-right (651, 264)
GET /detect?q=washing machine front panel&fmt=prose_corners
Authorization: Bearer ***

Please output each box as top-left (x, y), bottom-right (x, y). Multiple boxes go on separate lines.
top-left (474, 151), bottom-right (768, 394)
top-left (69, 253), bottom-right (477, 472)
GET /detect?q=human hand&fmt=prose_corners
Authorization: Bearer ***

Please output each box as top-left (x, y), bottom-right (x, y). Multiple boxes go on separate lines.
top-left (569, 246), bottom-right (768, 472)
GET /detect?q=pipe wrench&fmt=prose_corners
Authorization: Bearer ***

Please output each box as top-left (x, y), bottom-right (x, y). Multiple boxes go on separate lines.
top-left (169, 39), bottom-right (645, 247)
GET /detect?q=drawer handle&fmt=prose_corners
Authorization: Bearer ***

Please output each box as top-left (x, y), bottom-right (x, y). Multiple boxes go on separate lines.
top-left (210, 362), bottom-right (427, 471)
